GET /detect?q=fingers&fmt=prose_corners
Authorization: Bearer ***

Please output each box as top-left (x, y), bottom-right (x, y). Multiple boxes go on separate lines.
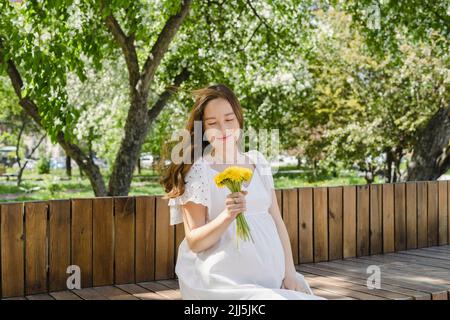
top-left (225, 191), bottom-right (248, 218)
top-left (227, 191), bottom-right (247, 199)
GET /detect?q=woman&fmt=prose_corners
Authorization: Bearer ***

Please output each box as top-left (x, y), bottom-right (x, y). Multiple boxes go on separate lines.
top-left (161, 84), bottom-right (326, 300)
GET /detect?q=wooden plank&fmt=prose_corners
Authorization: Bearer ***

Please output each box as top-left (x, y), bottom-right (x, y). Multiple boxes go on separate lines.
top-left (405, 182), bottom-right (417, 249)
top-left (1, 203), bottom-right (24, 298)
top-left (157, 279), bottom-right (180, 290)
top-left (299, 265), bottom-right (412, 300)
top-left (400, 248), bottom-right (450, 261)
top-left (313, 187), bottom-right (328, 262)
top-left (2, 296), bottom-right (27, 300)
top-left (356, 185), bottom-right (370, 257)
top-left (328, 259), bottom-right (448, 300)
top-left (427, 181), bottom-right (439, 247)
top-left (370, 184), bottom-right (383, 255)
top-left (299, 261), bottom-right (430, 300)
top-left (25, 202), bottom-right (48, 295)
top-left (155, 196), bottom-right (174, 280)
top-left (93, 285), bottom-right (138, 300)
top-left (340, 257), bottom-right (450, 299)
top-left (92, 197), bottom-right (114, 286)
top-left (328, 187), bottom-right (343, 260)
top-left (136, 196), bottom-right (156, 282)
top-left (71, 199), bottom-right (93, 289)
top-left (353, 254), bottom-right (450, 280)
top-left (49, 200), bottom-right (71, 292)
top-left (394, 183), bottom-right (406, 251)
top-left (138, 281), bottom-right (181, 300)
top-left (302, 260), bottom-right (432, 300)
top-left (114, 197), bottom-right (135, 284)
top-left (386, 251), bottom-right (450, 272)
top-left (71, 287), bottom-right (107, 300)
top-left (381, 250), bottom-right (450, 270)
top-left (311, 287), bottom-right (356, 300)
top-left (421, 245), bottom-right (450, 254)
top-left (116, 283), bottom-right (166, 300)
top-left (383, 184), bottom-right (395, 253)
top-left (417, 182), bottom-right (428, 248)
top-left (299, 271), bottom-right (388, 300)
top-left (438, 181), bottom-right (448, 245)
top-left (283, 189), bottom-right (299, 264)
top-left (298, 188), bottom-right (313, 263)
top-left (25, 293), bottom-right (54, 300)
top-left (343, 186), bottom-right (356, 258)
top-left (347, 257), bottom-right (450, 299)
top-left (50, 290), bottom-right (82, 300)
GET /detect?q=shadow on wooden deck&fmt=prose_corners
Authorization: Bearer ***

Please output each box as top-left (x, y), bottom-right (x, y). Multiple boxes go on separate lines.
top-left (4, 245), bottom-right (449, 300)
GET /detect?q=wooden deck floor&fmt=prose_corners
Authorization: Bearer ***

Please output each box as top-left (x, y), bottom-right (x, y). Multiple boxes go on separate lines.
top-left (3, 245), bottom-right (449, 300)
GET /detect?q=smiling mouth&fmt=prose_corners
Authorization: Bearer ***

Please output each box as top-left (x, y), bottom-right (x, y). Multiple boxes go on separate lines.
top-left (217, 134), bottom-right (232, 140)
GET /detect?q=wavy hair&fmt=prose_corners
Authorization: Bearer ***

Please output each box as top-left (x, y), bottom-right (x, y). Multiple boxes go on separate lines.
top-left (160, 84), bottom-right (245, 199)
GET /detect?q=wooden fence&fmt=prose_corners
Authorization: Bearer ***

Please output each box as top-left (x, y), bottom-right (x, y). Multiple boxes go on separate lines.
top-left (0, 180), bottom-right (448, 298)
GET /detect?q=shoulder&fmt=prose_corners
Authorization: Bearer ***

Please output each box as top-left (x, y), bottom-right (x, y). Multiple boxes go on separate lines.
top-left (246, 149), bottom-right (274, 177)
top-left (246, 149), bottom-right (271, 166)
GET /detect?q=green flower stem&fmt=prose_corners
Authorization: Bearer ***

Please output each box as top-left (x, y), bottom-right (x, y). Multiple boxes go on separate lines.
top-left (223, 180), bottom-right (254, 249)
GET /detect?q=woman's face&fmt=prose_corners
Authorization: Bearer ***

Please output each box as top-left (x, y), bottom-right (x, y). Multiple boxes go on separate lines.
top-left (203, 98), bottom-right (240, 151)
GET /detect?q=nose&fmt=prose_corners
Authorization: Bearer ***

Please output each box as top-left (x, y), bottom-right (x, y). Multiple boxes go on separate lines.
top-left (218, 122), bottom-right (230, 137)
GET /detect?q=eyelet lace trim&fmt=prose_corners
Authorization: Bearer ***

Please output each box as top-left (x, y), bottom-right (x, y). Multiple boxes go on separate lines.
top-left (168, 159), bottom-right (211, 225)
top-left (167, 150), bottom-right (274, 225)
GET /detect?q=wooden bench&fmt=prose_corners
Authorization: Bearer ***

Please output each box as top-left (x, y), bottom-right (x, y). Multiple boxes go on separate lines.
top-left (0, 180), bottom-right (448, 300)
top-left (4, 245), bottom-right (449, 300)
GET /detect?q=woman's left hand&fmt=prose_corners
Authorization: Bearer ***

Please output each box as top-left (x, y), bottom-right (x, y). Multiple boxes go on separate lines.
top-left (281, 272), bottom-right (313, 294)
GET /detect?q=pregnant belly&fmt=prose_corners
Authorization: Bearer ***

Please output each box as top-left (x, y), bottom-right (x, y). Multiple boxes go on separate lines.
top-left (196, 213), bottom-right (285, 289)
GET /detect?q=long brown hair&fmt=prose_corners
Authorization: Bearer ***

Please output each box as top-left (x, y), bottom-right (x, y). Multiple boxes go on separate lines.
top-left (160, 84), bottom-right (244, 199)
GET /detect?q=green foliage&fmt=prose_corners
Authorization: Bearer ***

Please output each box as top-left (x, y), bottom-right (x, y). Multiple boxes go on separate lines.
top-left (1, 0), bottom-right (448, 192)
top-left (341, 0), bottom-right (450, 55)
top-left (37, 156), bottom-right (50, 174)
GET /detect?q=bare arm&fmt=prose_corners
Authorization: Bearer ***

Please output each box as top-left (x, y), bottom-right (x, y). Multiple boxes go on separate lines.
top-left (181, 191), bottom-right (248, 253)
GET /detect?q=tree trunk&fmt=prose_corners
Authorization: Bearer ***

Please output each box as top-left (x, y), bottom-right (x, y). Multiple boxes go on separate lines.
top-left (137, 157), bottom-right (141, 175)
top-left (1, 1), bottom-right (192, 197)
top-left (66, 155), bottom-right (72, 178)
top-left (16, 165), bottom-right (25, 187)
top-left (385, 147), bottom-right (393, 183)
top-left (407, 106), bottom-right (450, 181)
top-left (108, 95), bottom-right (149, 195)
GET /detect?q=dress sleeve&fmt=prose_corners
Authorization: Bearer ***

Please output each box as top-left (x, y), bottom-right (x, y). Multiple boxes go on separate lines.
top-left (167, 159), bottom-right (211, 226)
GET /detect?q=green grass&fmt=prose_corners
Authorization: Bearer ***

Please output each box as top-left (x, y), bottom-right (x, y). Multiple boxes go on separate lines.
top-left (0, 165), bottom-right (380, 203)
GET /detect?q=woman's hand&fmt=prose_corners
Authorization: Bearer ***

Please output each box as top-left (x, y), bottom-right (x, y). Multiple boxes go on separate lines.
top-left (224, 190), bottom-right (248, 221)
top-left (281, 272), bottom-right (313, 294)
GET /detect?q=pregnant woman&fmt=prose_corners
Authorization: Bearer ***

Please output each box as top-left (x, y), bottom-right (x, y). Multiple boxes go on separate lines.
top-left (162, 84), bottom-right (326, 300)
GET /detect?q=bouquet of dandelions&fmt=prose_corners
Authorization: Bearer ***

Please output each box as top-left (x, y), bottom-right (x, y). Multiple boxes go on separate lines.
top-left (214, 166), bottom-right (255, 249)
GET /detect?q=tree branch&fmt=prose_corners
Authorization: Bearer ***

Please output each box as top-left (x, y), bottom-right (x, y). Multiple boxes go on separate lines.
top-left (15, 119), bottom-right (26, 168)
top-left (148, 67), bottom-right (190, 121)
top-left (104, 14), bottom-right (140, 87)
top-left (141, 0), bottom-right (192, 93)
top-left (0, 38), bottom-right (107, 196)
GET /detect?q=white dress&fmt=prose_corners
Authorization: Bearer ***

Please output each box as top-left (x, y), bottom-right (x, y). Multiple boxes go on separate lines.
top-left (168, 150), bottom-right (326, 300)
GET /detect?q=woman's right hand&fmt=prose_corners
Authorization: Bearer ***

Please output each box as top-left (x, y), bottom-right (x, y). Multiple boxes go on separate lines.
top-left (224, 190), bottom-right (248, 221)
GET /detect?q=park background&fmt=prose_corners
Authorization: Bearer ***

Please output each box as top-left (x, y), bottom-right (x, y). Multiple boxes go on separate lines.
top-left (0, 0), bottom-right (449, 201)
top-left (0, 0), bottom-right (450, 302)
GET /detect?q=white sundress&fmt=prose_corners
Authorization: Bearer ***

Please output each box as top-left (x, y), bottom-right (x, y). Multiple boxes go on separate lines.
top-left (168, 149), bottom-right (326, 300)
